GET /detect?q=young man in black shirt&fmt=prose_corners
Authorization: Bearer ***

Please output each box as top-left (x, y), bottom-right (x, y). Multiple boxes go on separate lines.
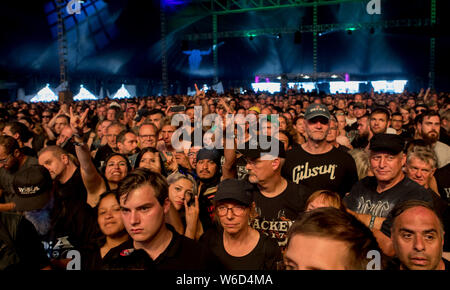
top-left (104, 168), bottom-right (219, 270)
top-left (283, 104), bottom-right (358, 197)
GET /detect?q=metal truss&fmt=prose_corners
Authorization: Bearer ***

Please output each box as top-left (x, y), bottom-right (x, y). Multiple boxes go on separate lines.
top-left (194, 0), bottom-right (366, 15)
top-left (183, 18), bottom-right (432, 41)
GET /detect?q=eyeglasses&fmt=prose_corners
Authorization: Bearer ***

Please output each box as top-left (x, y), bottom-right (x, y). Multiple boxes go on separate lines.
top-left (216, 205), bottom-right (246, 217)
top-left (42, 115), bottom-right (51, 119)
top-left (0, 155), bottom-right (12, 164)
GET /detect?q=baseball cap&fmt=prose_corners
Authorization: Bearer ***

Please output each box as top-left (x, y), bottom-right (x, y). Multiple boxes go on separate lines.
top-left (369, 134), bottom-right (405, 155)
top-left (304, 104), bottom-right (331, 120)
top-left (214, 179), bottom-right (254, 206)
top-left (248, 106), bottom-right (261, 114)
top-left (11, 164), bottom-right (53, 211)
top-left (238, 136), bottom-right (286, 160)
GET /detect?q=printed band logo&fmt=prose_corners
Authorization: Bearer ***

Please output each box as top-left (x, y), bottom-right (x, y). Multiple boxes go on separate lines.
top-left (18, 186), bottom-right (41, 196)
top-left (292, 162), bottom-right (337, 183)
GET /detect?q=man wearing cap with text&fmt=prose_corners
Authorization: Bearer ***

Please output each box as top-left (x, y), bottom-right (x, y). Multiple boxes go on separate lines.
top-left (239, 136), bottom-right (310, 249)
top-left (344, 133), bottom-right (437, 256)
top-left (282, 104), bottom-right (358, 197)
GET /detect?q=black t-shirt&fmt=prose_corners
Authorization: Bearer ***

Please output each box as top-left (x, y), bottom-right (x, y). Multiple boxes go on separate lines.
top-left (250, 181), bottom-right (309, 249)
top-left (55, 169), bottom-right (88, 205)
top-left (199, 228), bottom-right (282, 270)
top-left (104, 225), bottom-right (222, 270)
top-left (282, 146), bottom-right (358, 197)
top-left (81, 238), bottom-right (130, 270)
top-left (41, 196), bottom-right (101, 264)
top-left (0, 156), bottom-right (39, 204)
top-left (344, 176), bottom-right (435, 218)
top-left (0, 212), bottom-right (50, 270)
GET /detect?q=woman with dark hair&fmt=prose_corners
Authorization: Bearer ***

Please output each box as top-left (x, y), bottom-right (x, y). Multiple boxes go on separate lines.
top-left (82, 191), bottom-right (130, 270)
top-left (70, 108), bottom-right (130, 207)
top-left (134, 147), bottom-right (168, 176)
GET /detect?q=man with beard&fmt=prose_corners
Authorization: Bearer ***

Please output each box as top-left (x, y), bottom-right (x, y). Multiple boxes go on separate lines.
top-left (195, 148), bottom-right (222, 231)
top-left (116, 130), bottom-right (139, 168)
top-left (283, 104), bottom-right (358, 198)
top-left (0, 136), bottom-right (40, 205)
top-left (417, 111), bottom-right (450, 168)
top-left (351, 114), bottom-right (370, 149)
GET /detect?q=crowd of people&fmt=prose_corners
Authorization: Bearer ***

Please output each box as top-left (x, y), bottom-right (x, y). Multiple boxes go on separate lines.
top-left (0, 85), bottom-right (449, 270)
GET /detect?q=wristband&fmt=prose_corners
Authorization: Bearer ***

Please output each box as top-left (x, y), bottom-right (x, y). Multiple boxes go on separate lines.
top-left (369, 215), bottom-right (376, 229)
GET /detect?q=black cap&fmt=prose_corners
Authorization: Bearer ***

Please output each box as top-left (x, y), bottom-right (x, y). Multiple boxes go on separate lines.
top-left (214, 179), bottom-right (253, 206)
top-left (238, 136), bottom-right (286, 160)
top-left (304, 104), bottom-right (331, 120)
top-left (11, 164), bottom-right (53, 211)
top-left (369, 134), bottom-right (405, 155)
top-left (197, 148), bottom-right (222, 168)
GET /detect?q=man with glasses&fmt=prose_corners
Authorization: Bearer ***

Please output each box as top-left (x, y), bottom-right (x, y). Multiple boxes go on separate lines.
top-left (0, 136), bottom-right (40, 207)
top-left (283, 104), bottom-right (358, 198)
top-left (239, 136), bottom-right (309, 249)
top-left (138, 122), bottom-right (158, 150)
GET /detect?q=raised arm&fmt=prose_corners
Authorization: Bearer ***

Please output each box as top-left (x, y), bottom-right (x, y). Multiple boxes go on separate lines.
top-left (70, 107), bottom-right (107, 207)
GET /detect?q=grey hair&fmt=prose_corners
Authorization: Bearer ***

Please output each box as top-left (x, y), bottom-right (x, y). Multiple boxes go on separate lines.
top-left (348, 149), bottom-right (370, 180)
top-left (406, 146), bottom-right (438, 169)
top-left (166, 172), bottom-right (198, 196)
